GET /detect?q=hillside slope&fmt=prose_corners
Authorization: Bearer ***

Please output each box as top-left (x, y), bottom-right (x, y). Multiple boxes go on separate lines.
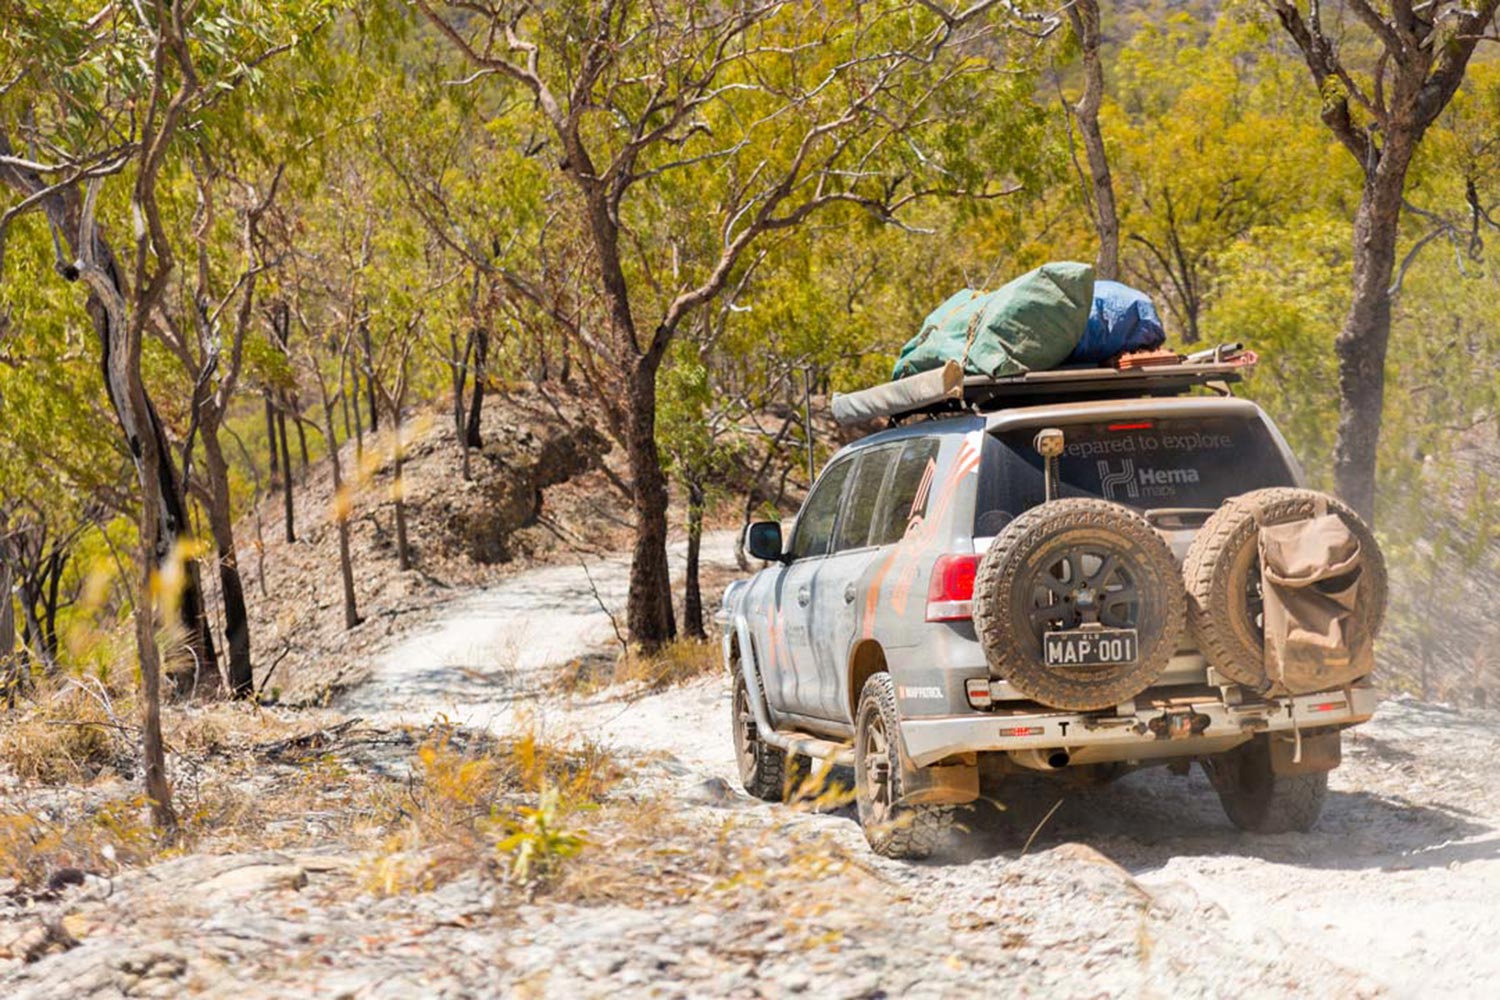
top-left (236, 384), bottom-right (623, 704)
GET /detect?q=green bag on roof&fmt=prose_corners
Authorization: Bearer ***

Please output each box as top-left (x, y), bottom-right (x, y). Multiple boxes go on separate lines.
top-left (892, 262), bottom-right (1095, 381)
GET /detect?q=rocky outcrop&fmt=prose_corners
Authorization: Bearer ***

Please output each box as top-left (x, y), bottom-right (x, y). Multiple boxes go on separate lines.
top-left (429, 421), bottom-right (610, 565)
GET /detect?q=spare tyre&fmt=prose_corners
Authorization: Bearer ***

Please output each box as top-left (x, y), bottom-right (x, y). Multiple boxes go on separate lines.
top-left (972, 498), bottom-right (1186, 711)
top-left (1183, 487), bottom-right (1386, 692)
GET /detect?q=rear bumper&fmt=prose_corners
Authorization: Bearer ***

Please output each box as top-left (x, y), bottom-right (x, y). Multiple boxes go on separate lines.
top-left (899, 686), bottom-right (1378, 768)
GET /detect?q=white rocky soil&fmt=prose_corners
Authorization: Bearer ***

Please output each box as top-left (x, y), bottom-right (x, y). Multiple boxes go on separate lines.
top-left (5, 531), bottom-right (1498, 998)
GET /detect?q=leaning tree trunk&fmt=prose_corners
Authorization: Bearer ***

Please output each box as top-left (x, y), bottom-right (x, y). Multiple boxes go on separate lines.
top-left (683, 480), bottom-right (706, 640)
top-left (1068, 0), bottom-right (1119, 282)
top-left (93, 287), bottom-right (219, 696)
top-left (625, 358), bottom-right (676, 649)
top-left (1331, 134), bottom-right (1416, 524)
top-left (1, 135), bottom-right (216, 695)
top-left (80, 230), bottom-right (178, 825)
top-left (133, 422), bottom-right (178, 832)
top-left (291, 395), bottom-right (310, 472)
top-left (201, 426), bottom-right (254, 697)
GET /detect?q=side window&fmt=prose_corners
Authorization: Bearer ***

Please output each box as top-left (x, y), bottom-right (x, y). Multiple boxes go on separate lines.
top-left (789, 457), bottom-right (854, 560)
top-left (871, 437), bottom-right (942, 545)
top-left (834, 446), bottom-right (899, 552)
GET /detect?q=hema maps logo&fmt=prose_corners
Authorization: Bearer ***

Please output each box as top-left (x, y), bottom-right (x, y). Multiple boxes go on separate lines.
top-left (1096, 459), bottom-right (1200, 500)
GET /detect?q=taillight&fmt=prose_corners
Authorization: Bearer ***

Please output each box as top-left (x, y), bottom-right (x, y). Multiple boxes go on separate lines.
top-left (926, 553), bottom-right (980, 622)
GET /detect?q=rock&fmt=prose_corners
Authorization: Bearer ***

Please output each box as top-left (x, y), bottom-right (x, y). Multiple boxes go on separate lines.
top-left (684, 776), bottom-right (735, 805)
top-left (198, 864), bottom-right (308, 897)
top-left (0, 919), bottom-right (75, 963)
top-left (437, 421), bottom-right (608, 564)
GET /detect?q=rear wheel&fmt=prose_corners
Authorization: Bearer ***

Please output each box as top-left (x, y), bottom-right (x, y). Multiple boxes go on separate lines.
top-left (854, 673), bottom-right (956, 859)
top-left (1206, 738), bottom-right (1328, 833)
top-left (732, 672), bottom-right (786, 802)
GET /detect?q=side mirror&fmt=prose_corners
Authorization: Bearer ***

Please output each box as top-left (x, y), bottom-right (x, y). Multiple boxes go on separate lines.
top-left (746, 521), bottom-right (785, 563)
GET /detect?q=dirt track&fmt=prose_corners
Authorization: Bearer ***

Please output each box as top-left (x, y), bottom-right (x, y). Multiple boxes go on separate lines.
top-left (346, 530), bottom-right (1500, 998)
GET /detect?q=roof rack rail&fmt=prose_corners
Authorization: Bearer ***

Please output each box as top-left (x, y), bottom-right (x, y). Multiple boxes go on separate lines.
top-left (830, 354), bottom-right (1254, 427)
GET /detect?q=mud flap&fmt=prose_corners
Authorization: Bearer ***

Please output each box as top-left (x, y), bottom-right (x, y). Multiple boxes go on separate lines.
top-left (898, 754), bottom-right (980, 806)
top-left (1268, 730), bottom-right (1341, 775)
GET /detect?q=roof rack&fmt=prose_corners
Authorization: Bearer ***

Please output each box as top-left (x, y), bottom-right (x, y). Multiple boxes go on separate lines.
top-left (830, 354), bottom-right (1254, 427)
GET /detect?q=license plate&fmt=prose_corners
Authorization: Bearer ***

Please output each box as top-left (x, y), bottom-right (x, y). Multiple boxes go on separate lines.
top-left (1043, 628), bottom-right (1138, 667)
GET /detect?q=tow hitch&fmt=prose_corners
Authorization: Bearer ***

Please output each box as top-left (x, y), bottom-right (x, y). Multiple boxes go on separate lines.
top-left (1148, 707), bottom-right (1211, 740)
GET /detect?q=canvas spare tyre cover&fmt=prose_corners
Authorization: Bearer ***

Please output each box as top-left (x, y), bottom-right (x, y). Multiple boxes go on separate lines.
top-left (1258, 500), bottom-right (1375, 694)
top-left (1184, 488), bottom-right (1386, 695)
top-left (892, 262), bottom-right (1093, 380)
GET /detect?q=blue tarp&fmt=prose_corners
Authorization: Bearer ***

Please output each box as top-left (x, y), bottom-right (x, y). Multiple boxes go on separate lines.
top-left (1067, 280), bottom-right (1166, 364)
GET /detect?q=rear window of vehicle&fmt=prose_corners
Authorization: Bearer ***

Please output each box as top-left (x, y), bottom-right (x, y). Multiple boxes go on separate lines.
top-left (834, 445), bottom-right (899, 552)
top-left (871, 437), bottom-right (942, 545)
top-left (976, 415), bottom-right (1295, 529)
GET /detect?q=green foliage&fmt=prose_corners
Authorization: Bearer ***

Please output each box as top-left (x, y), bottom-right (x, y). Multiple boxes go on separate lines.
top-left (495, 782), bottom-right (590, 884)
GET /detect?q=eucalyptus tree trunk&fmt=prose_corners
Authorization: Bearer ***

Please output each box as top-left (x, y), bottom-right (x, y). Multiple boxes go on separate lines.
top-left (464, 327), bottom-right (487, 448)
top-left (264, 393), bottom-right (281, 486)
top-left (292, 396), bottom-right (310, 472)
top-left (133, 426), bottom-right (178, 831)
top-left (361, 322), bottom-right (379, 433)
top-left (277, 400), bottom-right (295, 543)
top-left (450, 331), bottom-right (472, 480)
top-left (1330, 135), bottom-right (1414, 521)
top-left (625, 356), bottom-right (677, 648)
top-left (1270, 0), bottom-right (1500, 523)
top-left (322, 397), bottom-right (362, 629)
top-left (350, 369), bottom-right (365, 459)
top-left (392, 411), bottom-right (412, 572)
top-left (0, 560), bottom-right (18, 703)
top-left (683, 481), bottom-right (706, 641)
top-left (201, 426), bottom-right (254, 696)
top-left (1067, 0), bottom-right (1119, 281)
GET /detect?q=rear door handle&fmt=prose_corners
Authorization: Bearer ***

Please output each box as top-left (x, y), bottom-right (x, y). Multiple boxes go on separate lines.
top-left (797, 587), bottom-right (811, 607)
top-left (844, 583), bottom-right (857, 604)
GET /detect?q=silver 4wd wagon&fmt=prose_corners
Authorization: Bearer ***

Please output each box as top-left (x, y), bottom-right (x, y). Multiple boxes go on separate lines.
top-left (718, 358), bottom-right (1385, 858)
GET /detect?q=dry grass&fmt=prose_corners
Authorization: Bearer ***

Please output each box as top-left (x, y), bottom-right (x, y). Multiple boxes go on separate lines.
top-left (0, 659), bottom-right (628, 896)
top-left (0, 678), bottom-right (137, 785)
top-left (360, 725), bottom-right (619, 896)
top-left (556, 638), bottom-right (721, 696)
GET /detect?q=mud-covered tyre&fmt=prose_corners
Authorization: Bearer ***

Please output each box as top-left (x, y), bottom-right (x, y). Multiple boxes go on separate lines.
top-left (854, 673), bottom-right (956, 859)
top-left (972, 498), bottom-right (1186, 711)
top-left (1206, 738), bottom-right (1328, 833)
top-left (1183, 487), bottom-right (1386, 691)
top-left (732, 672), bottom-right (786, 802)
